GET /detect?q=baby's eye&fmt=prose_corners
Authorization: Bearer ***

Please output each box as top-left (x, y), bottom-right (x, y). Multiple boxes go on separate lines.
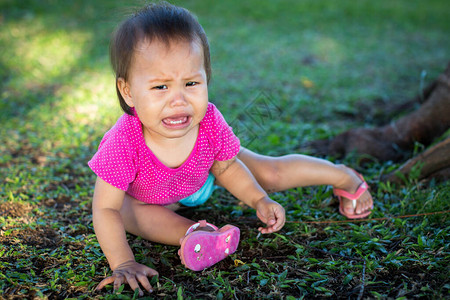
top-left (153, 85), bottom-right (167, 90)
top-left (186, 81), bottom-right (198, 87)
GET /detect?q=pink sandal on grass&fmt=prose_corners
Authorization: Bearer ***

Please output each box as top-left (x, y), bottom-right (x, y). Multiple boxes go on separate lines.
top-left (178, 220), bottom-right (240, 271)
top-left (333, 170), bottom-right (373, 219)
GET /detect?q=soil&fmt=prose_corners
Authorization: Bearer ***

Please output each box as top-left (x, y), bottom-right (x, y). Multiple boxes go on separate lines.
top-left (0, 201), bottom-right (33, 219)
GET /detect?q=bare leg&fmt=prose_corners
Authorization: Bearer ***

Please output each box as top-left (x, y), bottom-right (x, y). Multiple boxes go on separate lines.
top-left (120, 195), bottom-right (196, 246)
top-left (237, 147), bottom-right (373, 216)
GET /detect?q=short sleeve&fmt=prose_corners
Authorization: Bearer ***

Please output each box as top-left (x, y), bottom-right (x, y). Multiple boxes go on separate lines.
top-left (88, 130), bottom-right (137, 191)
top-left (209, 104), bottom-right (241, 161)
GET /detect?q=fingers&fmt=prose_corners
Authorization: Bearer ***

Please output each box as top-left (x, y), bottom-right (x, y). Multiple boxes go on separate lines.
top-left (95, 274), bottom-right (127, 293)
top-left (258, 216), bottom-right (284, 234)
top-left (258, 226), bottom-right (275, 234)
top-left (136, 272), bottom-right (153, 293)
top-left (123, 273), bottom-right (143, 296)
top-left (96, 265), bottom-right (159, 296)
top-left (96, 276), bottom-right (116, 291)
top-left (113, 276), bottom-right (125, 294)
top-left (144, 267), bottom-right (159, 278)
top-left (257, 200), bottom-right (286, 234)
top-left (262, 209), bottom-right (284, 233)
top-left (136, 268), bottom-right (159, 294)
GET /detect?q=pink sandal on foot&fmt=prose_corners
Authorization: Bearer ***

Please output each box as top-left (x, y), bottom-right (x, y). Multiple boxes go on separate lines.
top-left (333, 170), bottom-right (372, 219)
top-left (178, 220), bottom-right (240, 271)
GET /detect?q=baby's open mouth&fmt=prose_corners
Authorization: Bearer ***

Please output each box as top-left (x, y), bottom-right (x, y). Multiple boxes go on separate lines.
top-left (162, 116), bottom-right (190, 126)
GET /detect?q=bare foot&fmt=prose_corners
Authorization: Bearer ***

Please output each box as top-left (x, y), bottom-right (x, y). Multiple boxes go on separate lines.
top-left (334, 165), bottom-right (373, 217)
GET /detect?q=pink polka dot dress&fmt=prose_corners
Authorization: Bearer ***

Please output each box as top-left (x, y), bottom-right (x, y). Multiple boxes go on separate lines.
top-left (88, 103), bottom-right (240, 205)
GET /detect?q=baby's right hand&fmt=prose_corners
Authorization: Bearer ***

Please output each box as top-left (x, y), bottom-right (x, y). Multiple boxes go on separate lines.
top-left (96, 260), bottom-right (158, 296)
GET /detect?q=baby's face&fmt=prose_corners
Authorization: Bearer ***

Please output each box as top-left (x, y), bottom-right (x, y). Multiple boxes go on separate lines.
top-left (120, 38), bottom-right (209, 142)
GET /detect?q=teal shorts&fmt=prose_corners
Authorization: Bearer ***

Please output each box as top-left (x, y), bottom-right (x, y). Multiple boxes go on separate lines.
top-left (178, 173), bottom-right (217, 207)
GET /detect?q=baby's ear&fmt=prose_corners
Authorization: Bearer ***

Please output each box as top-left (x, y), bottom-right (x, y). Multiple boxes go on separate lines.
top-left (117, 78), bottom-right (134, 107)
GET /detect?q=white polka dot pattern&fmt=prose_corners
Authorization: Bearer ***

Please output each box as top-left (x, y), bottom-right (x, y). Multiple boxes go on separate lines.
top-left (88, 103), bottom-right (240, 205)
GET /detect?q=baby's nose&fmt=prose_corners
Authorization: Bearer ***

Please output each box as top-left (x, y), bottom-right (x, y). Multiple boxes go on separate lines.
top-left (170, 91), bottom-right (187, 106)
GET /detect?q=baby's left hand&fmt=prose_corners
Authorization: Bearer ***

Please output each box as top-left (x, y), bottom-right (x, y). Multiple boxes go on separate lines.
top-left (255, 197), bottom-right (285, 234)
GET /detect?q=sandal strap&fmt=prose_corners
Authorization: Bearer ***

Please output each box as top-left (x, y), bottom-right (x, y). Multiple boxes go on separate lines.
top-left (185, 220), bottom-right (218, 236)
top-left (333, 169), bottom-right (369, 201)
top-left (333, 180), bottom-right (368, 201)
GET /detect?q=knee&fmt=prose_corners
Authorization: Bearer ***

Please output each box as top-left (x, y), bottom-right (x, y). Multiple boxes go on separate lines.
top-left (256, 158), bottom-right (283, 193)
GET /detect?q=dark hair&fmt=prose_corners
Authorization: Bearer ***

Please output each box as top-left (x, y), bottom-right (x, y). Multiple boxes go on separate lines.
top-left (110, 2), bottom-right (211, 115)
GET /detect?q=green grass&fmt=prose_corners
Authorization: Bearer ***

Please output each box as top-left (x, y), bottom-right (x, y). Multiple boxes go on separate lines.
top-left (1, 0), bottom-right (449, 298)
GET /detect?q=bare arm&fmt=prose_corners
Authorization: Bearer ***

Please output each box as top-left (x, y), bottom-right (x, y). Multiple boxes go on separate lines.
top-left (211, 157), bottom-right (266, 208)
top-left (92, 177), bottom-right (134, 269)
top-left (92, 177), bottom-right (157, 295)
top-left (211, 158), bottom-right (285, 233)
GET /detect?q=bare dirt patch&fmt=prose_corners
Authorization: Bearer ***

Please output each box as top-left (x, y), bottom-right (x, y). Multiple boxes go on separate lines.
top-left (0, 201), bottom-right (33, 218)
top-left (0, 226), bottom-right (60, 249)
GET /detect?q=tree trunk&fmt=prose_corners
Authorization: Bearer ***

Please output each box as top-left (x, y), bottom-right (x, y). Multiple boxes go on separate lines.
top-left (382, 137), bottom-right (450, 183)
top-left (308, 62), bottom-right (450, 182)
top-left (328, 64), bottom-right (450, 161)
top-left (324, 63), bottom-right (450, 162)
